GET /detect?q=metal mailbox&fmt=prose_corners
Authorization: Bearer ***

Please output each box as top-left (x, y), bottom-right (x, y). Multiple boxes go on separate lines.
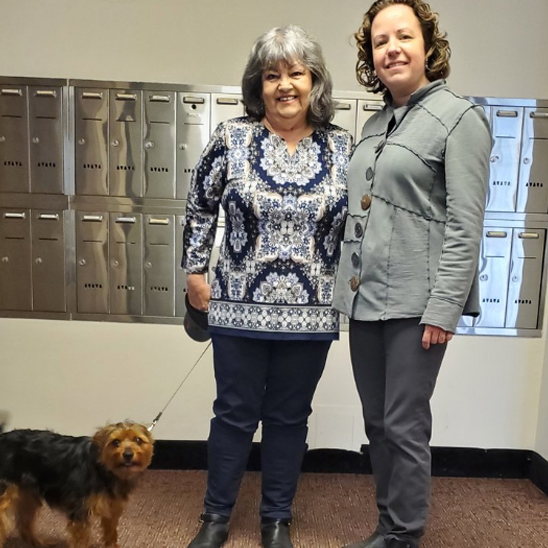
top-left (76, 212), bottom-right (109, 313)
top-left (356, 100), bottom-right (383, 138)
top-left (32, 210), bottom-right (66, 312)
top-left (468, 228), bottom-right (512, 328)
top-left (516, 108), bottom-right (548, 213)
top-left (175, 213), bottom-right (187, 318)
top-left (109, 213), bottom-right (142, 316)
top-left (486, 107), bottom-right (524, 212)
top-left (143, 215), bottom-right (175, 317)
top-left (506, 229), bottom-right (546, 329)
top-left (0, 209), bottom-right (32, 310)
top-left (109, 89), bottom-right (142, 198)
top-left (0, 86), bottom-right (29, 193)
top-left (75, 88), bottom-right (109, 196)
top-left (210, 93), bottom-right (244, 132)
top-left (144, 91), bottom-right (176, 199)
top-left (176, 93), bottom-right (211, 200)
top-left (332, 99), bottom-right (357, 138)
top-left (29, 86), bottom-right (64, 194)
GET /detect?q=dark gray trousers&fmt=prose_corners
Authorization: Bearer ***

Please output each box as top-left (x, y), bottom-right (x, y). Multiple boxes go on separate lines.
top-left (349, 318), bottom-right (446, 546)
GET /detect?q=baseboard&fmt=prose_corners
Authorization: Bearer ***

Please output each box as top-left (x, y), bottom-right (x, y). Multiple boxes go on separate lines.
top-left (150, 441), bottom-right (548, 496)
top-left (529, 451), bottom-right (548, 495)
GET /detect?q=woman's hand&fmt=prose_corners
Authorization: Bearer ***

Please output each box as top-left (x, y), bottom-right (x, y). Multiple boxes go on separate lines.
top-left (186, 273), bottom-right (211, 312)
top-left (422, 324), bottom-right (453, 350)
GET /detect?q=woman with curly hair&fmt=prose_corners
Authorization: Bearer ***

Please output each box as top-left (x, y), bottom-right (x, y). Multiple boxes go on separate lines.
top-left (334, 2), bottom-right (491, 547)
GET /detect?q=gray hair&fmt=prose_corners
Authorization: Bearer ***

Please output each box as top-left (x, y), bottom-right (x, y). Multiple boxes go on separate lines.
top-left (242, 25), bottom-right (335, 128)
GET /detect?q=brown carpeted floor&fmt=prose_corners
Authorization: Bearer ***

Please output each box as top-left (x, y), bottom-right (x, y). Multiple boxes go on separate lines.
top-left (4, 471), bottom-right (548, 547)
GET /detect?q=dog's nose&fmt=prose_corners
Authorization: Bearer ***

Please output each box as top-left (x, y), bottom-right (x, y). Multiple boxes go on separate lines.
top-left (123, 449), bottom-right (134, 462)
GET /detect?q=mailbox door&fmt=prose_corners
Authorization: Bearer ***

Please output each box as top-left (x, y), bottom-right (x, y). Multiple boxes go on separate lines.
top-left (0, 210), bottom-right (32, 310)
top-left (332, 99), bottom-right (357, 139)
top-left (76, 212), bottom-right (109, 313)
top-left (29, 86), bottom-right (64, 194)
top-left (0, 86), bottom-right (30, 193)
top-left (210, 93), bottom-right (244, 132)
top-left (516, 108), bottom-right (548, 213)
top-left (506, 229), bottom-right (546, 329)
top-left (109, 90), bottom-right (143, 198)
top-left (109, 213), bottom-right (143, 316)
top-left (75, 89), bottom-right (109, 196)
top-left (356, 100), bottom-right (383, 140)
top-left (472, 229), bottom-right (512, 327)
top-left (176, 93), bottom-right (211, 200)
top-left (144, 215), bottom-right (175, 317)
top-left (486, 107), bottom-right (523, 212)
top-left (175, 213), bottom-right (187, 318)
top-left (32, 210), bottom-right (66, 312)
top-left (143, 91), bottom-right (176, 199)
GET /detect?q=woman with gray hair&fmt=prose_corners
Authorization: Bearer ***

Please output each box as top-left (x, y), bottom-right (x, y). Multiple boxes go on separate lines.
top-left (182, 25), bottom-right (352, 548)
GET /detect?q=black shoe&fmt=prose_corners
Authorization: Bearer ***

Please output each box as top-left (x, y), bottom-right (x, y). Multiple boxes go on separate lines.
top-left (343, 532), bottom-right (387, 548)
top-left (261, 518), bottom-right (293, 548)
top-left (187, 513), bottom-right (229, 548)
top-left (385, 539), bottom-right (417, 548)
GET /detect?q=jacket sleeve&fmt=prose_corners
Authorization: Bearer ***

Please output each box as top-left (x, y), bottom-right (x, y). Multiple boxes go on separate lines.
top-left (181, 122), bottom-right (227, 273)
top-left (421, 106), bottom-right (492, 332)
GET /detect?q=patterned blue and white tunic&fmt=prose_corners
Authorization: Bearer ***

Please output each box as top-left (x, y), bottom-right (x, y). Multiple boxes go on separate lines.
top-left (182, 117), bottom-right (352, 340)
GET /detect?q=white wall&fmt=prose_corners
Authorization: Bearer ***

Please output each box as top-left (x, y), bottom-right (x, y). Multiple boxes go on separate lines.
top-left (0, 0), bottom-right (547, 98)
top-left (1, 0), bottom-right (548, 455)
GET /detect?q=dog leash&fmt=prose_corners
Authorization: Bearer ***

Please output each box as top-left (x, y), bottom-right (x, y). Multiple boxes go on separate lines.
top-left (147, 341), bottom-right (212, 432)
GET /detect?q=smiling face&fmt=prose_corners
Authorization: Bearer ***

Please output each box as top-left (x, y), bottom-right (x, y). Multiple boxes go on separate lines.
top-left (261, 61), bottom-right (313, 129)
top-left (371, 3), bottom-right (430, 106)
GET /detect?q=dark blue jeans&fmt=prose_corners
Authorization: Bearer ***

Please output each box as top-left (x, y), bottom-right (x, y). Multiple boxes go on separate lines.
top-left (204, 333), bottom-right (331, 520)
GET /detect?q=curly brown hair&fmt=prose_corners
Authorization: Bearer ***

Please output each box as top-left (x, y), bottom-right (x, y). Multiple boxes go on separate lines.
top-left (355, 0), bottom-right (451, 94)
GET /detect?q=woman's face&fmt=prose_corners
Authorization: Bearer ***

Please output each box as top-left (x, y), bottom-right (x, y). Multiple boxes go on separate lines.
top-left (371, 4), bottom-right (430, 104)
top-left (261, 61), bottom-right (312, 126)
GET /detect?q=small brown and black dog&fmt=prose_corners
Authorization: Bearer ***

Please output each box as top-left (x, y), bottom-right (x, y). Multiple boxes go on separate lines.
top-left (0, 421), bottom-right (154, 548)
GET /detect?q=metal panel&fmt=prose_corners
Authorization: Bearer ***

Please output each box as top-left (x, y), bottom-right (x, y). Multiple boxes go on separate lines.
top-left (143, 91), bottom-right (176, 199)
top-left (0, 86), bottom-right (29, 193)
top-left (516, 108), bottom-right (548, 213)
top-left (0, 209), bottom-right (32, 310)
top-left (75, 88), bottom-right (109, 196)
top-left (109, 213), bottom-right (143, 315)
top-left (175, 213), bottom-right (187, 318)
top-left (506, 229), bottom-right (546, 329)
top-left (486, 107), bottom-right (523, 212)
top-left (332, 99), bottom-right (357, 139)
top-left (143, 214), bottom-right (175, 317)
top-left (356, 100), bottom-right (383, 139)
top-left (210, 93), bottom-right (244, 132)
top-left (29, 86), bottom-right (64, 194)
top-left (76, 212), bottom-right (109, 313)
top-left (109, 89), bottom-right (143, 197)
top-left (461, 228), bottom-right (512, 328)
top-left (32, 210), bottom-right (66, 312)
top-left (176, 93), bottom-right (211, 200)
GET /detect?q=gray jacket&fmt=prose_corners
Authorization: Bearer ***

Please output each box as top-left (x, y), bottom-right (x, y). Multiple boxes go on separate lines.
top-left (333, 80), bottom-right (491, 333)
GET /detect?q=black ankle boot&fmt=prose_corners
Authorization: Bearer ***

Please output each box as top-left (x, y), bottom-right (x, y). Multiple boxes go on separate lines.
top-left (261, 518), bottom-right (293, 548)
top-left (187, 513), bottom-right (229, 548)
top-left (385, 539), bottom-right (417, 548)
top-left (343, 532), bottom-right (387, 548)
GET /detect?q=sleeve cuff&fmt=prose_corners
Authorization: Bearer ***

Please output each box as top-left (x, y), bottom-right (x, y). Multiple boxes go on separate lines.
top-left (420, 297), bottom-right (463, 333)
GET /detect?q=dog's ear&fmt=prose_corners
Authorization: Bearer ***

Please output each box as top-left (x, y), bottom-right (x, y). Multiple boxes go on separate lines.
top-left (135, 423), bottom-right (155, 445)
top-left (92, 424), bottom-right (115, 449)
